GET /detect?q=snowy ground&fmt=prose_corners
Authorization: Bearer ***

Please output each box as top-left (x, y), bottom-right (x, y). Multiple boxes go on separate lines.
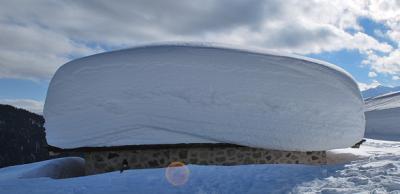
top-left (302, 139), bottom-right (400, 193)
top-left (0, 157), bottom-right (85, 180)
top-left (1, 139), bottom-right (400, 193)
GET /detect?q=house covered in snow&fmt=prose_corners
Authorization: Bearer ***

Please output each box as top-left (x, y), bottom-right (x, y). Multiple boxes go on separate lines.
top-left (364, 92), bottom-right (400, 139)
top-left (44, 43), bottom-right (365, 174)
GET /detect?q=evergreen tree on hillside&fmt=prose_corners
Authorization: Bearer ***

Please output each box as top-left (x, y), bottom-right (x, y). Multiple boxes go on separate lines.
top-left (0, 105), bottom-right (49, 168)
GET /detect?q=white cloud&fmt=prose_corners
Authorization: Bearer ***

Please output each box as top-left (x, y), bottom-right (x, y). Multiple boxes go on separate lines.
top-left (358, 80), bottom-right (381, 91)
top-left (0, 0), bottom-right (398, 80)
top-left (0, 99), bottom-right (44, 114)
top-left (350, 32), bottom-right (392, 53)
top-left (388, 30), bottom-right (400, 43)
top-left (368, 71), bottom-right (378, 78)
top-left (363, 50), bottom-right (400, 75)
top-left (358, 0), bottom-right (400, 78)
top-left (393, 76), bottom-right (400, 80)
top-left (0, 23), bottom-right (103, 80)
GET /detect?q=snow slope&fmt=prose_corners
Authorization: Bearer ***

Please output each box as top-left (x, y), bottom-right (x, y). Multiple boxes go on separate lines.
top-left (0, 157), bottom-right (85, 180)
top-left (1, 139), bottom-right (400, 193)
top-left (44, 43), bottom-right (365, 151)
top-left (365, 92), bottom-right (400, 139)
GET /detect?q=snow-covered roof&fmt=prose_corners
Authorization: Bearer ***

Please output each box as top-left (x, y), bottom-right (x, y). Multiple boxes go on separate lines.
top-left (44, 43), bottom-right (365, 151)
top-left (365, 91), bottom-right (400, 138)
top-left (365, 91), bottom-right (400, 111)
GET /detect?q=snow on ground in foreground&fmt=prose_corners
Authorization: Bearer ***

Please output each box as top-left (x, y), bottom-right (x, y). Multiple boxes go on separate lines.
top-left (44, 43), bottom-right (364, 151)
top-left (1, 139), bottom-right (400, 193)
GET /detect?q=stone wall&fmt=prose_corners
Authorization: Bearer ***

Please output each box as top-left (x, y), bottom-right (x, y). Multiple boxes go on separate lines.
top-left (79, 144), bottom-right (326, 175)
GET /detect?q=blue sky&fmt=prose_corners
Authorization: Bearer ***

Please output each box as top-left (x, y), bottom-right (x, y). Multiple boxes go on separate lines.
top-left (0, 1), bottom-right (399, 113)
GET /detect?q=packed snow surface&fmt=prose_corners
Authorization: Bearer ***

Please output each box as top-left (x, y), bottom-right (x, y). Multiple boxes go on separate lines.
top-left (0, 157), bottom-right (85, 180)
top-left (44, 43), bottom-right (365, 151)
top-left (1, 139), bottom-right (400, 193)
top-left (365, 92), bottom-right (400, 139)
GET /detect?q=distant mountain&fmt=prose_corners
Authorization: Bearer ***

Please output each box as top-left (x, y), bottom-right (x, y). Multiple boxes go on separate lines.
top-left (0, 104), bottom-right (49, 168)
top-left (361, 85), bottom-right (400, 99)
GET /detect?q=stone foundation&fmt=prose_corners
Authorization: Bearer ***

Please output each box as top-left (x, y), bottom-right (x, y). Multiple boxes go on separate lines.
top-left (71, 144), bottom-right (327, 175)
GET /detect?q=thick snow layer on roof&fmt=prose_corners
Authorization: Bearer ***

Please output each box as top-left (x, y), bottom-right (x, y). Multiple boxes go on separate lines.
top-left (44, 43), bottom-right (365, 151)
top-left (365, 91), bottom-right (400, 111)
top-left (365, 92), bottom-right (400, 139)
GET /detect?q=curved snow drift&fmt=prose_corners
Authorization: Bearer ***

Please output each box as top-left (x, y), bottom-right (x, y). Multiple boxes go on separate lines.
top-left (44, 43), bottom-right (365, 151)
top-left (0, 157), bottom-right (85, 180)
